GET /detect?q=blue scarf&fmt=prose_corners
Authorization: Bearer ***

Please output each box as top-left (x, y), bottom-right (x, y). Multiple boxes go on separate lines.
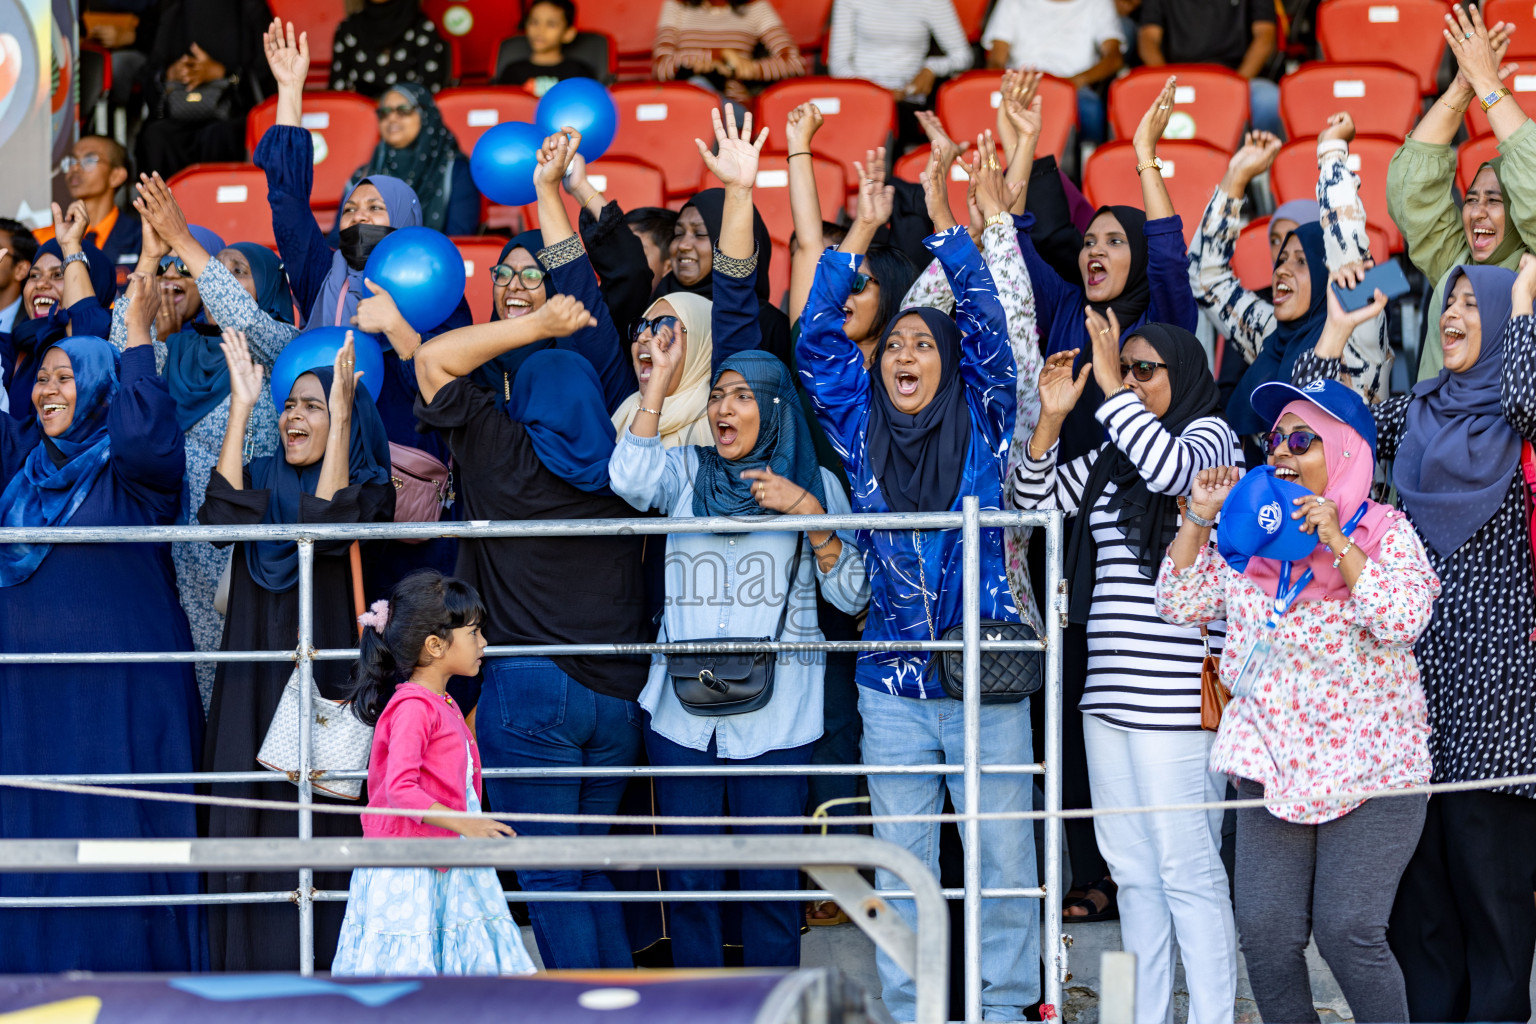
top-left (309, 175), bottom-right (421, 328)
top-left (165, 242), bottom-right (293, 432)
top-left (866, 307), bottom-right (971, 513)
top-left (505, 348), bottom-right (615, 493)
top-left (244, 365), bottom-right (392, 592)
top-left (477, 230), bottom-right (562, 392)
top-left (692, 350), bottom-right (826, 518)
top-left (1396, 264), bottom-right (1523, 557)
top-left (0, 337), bottom-right (120, 586)
top-left (1226, 223), bottom-right (1330, 436)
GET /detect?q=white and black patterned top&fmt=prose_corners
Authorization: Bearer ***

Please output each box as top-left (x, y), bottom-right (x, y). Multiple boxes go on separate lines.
top-left (1012, 391), bottom-right (1242, 730)
top-left (1300, 317), bottom-right (1536, 797)
top-left (330, 16), bottom-right (450, 98)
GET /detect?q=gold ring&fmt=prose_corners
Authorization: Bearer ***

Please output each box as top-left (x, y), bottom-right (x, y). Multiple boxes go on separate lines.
top-left (1099, 329), bottom-right (1110, 337)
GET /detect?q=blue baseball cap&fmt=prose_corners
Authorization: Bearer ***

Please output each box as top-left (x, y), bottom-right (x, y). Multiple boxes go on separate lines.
top-left (1250, 378), bottom-right (1377, 453)
top-left (1216, 464), bottom-right (1319, 564)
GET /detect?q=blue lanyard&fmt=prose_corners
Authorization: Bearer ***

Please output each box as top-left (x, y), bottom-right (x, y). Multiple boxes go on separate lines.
top-left (1269, 502), bottom-right (1370, 624)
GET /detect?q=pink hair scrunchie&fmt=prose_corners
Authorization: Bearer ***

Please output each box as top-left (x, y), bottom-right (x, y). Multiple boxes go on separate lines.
top-left (357, 599), bottom-right (390, 632)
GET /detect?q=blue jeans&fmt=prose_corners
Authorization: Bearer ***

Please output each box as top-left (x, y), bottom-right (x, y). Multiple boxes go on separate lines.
top-left (1249, 78), bottom-right (1283, 138)
top-left (478, 656), bottom-right (643, 969)
top-left (1077, 86), bottom-right (1108, 144)
top-left (858, 686), bottom-right (1041, 1022)
top-left (644, 727), bottom-right (812, 968)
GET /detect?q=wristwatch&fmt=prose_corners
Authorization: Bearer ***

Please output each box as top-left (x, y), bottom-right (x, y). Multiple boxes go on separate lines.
top-left (984, 212), bottom-right (1011, 229)
top-left (61, 251), bottom-right (89, 269)
top-left (1481, 86), bottom-right (1512, 112)
top-left (1135, 157), bottom-right (1163, 175)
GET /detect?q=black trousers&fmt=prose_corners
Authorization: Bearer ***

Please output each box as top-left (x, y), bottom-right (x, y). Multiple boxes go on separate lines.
top-left (1387, 789), bottom-right (1536, 1023)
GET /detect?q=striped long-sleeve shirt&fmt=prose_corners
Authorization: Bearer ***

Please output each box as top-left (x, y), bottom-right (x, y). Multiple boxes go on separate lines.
top-left (826, 0), bottom-right (973, 92)
top-left (651, 0), bottom-right (805, 83)
top-left (1012, 391), bottom-right (1242, 730)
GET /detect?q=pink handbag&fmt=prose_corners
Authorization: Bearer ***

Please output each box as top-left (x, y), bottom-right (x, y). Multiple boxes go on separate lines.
top-left (388, 442), bottom-right (452, 542)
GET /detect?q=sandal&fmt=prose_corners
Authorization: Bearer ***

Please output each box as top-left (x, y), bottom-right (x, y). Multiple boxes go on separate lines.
top-left (1061, 877), bottom-right (1118, 923)
top-left (805, 900), bottom-right (850, 927)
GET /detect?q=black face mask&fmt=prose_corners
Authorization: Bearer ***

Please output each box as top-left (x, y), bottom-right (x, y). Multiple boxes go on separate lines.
top-left (338, 223), bottom-right (394, 271)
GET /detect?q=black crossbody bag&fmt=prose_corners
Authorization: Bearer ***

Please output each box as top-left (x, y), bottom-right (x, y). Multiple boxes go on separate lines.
top-left (666, 533), bottom-right (804, 716)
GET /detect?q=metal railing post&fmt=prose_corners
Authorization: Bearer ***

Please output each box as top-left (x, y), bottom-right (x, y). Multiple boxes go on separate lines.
top-left (295, 539), bottom-right (315, 977)
top-left (961, 496), bottom-right (983, 1023)
top-left (1044, 510), bottom-right (1066, 1012)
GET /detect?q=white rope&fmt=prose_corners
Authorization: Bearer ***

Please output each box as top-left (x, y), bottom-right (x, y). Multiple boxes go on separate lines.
top-left (2, 771), bottom-right (1533, 830)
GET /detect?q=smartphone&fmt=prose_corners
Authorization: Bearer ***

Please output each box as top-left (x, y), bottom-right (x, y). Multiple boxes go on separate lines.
top-left (1331, 258), bottom-right (1411, 312)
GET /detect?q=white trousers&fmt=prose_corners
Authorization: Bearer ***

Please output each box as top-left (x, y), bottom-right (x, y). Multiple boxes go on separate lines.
top-left (1083, 714), bottom-right (1237, 1024)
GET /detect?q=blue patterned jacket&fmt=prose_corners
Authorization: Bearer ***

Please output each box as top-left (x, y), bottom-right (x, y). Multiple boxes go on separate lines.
top-left (797, 226), bottom-right (1020, 699)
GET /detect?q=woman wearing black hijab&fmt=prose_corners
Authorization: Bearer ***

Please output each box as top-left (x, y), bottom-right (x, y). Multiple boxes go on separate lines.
top-left (657, 186), bottom-right (792, 366)
top-left (134, 0), bottom-right (274, 180)
top-left (1012, 311), bottom-right (1242, 1024)
top-left (329, 0), bottom-right (450, 98)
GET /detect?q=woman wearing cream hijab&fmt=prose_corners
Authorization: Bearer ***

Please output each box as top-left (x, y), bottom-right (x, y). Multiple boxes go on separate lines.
top-left (612, 292), bottom-right (716, 448)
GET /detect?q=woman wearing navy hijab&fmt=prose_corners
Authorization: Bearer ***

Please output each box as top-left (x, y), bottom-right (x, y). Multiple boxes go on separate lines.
top-left (0, 276), bottom-right (203, 973)
top-left (199, 333), bottom-right (395, 971)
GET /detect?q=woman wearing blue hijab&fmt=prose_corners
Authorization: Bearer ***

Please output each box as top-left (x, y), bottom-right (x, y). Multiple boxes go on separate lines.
top-left (0, 279), bottom-right (204, 973)
top-left (121, 173), bottom-right (304, 701)
top-left (609, 348), bottom-right (869, 970)
top-left (199, 333), bottom-right (395, 972)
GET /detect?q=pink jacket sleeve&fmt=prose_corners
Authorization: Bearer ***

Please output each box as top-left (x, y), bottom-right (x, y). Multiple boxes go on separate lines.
top-left (377, 699), bottom-right (437, 823)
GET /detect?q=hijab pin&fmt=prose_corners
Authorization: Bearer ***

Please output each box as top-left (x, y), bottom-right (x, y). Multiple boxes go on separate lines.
top-left (773, 397), bottom-right (780, 404)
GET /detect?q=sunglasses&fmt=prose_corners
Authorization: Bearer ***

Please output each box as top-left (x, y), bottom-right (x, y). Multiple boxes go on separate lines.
top-left (157, 256), bottom-right (189, 277)
top-left (1120, 359), bottom-right (1167, 382)
top-left (1265, 429), bottom-right (1322, 456)
top-left (376, 103), bottom-right (418, 119)
top-left (850, 272), bottom-right (874, 295)
top-left (630, 314), bottom-right (683, 342)
top-left (490, 264), bottom-right (545, 288)
top-left (60, 154), bottom-right (103, 174)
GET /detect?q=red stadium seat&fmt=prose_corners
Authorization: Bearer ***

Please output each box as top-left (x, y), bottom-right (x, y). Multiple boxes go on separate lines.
top-left (1458, 132), bottom-right (1501, 192)
top-left (935, 71), bottom-right (1078, 161)
top-left (1482, 0), bottom-right (1536, 61)
top-left (1234, 217), bottom-right (1277, 291)
top-left (1279, 63), bottom-right (1420, 140)
top-left (709, 154), bottom-right (846, 246)
top-left (1109, 65), bottom-right (1250, 152)
top-left (576, 0), bottom-right (666, 67)
top-left (167, 164), bottom-right (277, 249)
top-left (270, 0), bottom-right (345, 88)
top-left (754, 78), bottom-right (897, 190)
top-left (1270, 135), bottom-right (1403, 252)
top-left (778, 0), bottom-right (834, 55)
top-left (893, 145), bottom-right (974, 223)
top-left (953, 0), bottom-right (993, 41)
top-left (453, 236), bottom-right (511, 322)
top-left (1081, 140), bottom-right (1231, 245)
top-left (1316, 0), bottom-right (1449, 94)
top-left (607, 82), bottom-right (724, 198)
top-left (1465, 72), bottom-right (1536, 136)
top-left (421, 0), bottom-right (523, 83)
top-left (435, 87), bottom-right (539, 155)
top-left (246, 92), bottom-right (379, 215)
top-left (768, 238), bottom-right (791, 310)
top-left (519, 158), bottom-right (667, 231)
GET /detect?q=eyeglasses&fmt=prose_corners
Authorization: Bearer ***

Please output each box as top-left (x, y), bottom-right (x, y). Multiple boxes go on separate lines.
top-left (376, 103), bottom-right (418, 120)
top-left (60, 154), bottom-right (102, 174)
top-left (490, 264), bottom-right (545, 288)
top-left (1120, 359), bottom-right (1167, 382)
top-left (1265, 429), bottom-right (1322, 456)
top-left (630, 315), bottom-right (684, 342)
top-left (157, 256), bottom-right (189, 277)
top-left (850, 273), bottom-right (875, 295)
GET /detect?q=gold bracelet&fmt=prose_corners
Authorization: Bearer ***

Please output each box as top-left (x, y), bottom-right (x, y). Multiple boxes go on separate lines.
top-left (1135, 157), bottom-right (1162, 174)
top-left (1441, 98), bottom-right (1469, 113)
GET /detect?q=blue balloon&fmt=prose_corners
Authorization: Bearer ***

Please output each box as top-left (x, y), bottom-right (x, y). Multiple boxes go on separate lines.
top-left (536, 78), bottom-right (618, 160)
top-left (362, 226), bottom-right (466, 333)
top-left (469, 121), bottom-right (544, 207)
top-left (270, 327), bottom-right (385, 413)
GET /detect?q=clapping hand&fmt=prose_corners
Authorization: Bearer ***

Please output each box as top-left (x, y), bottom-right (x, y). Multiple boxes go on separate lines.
top-left (133, 172), bottom-right (193, 251)
top-left (1445, 3), bottom-right (1517, 95)
top-left (329, 333), bottom-right (361, 420)
top-left (697, 106), bottom-right (769, 190)
top-left (1084, 305), bottom-right (1126, 397)
top-left (1189, 466), bottom-right (1243, 520)
top-left (970, 132), bottom-right (1021, 219)
top-left (124, 272), bottom-right (161, 344)
top-left (220, 328), bottom-right (265, 411)
top-left (1036, 349), bottom-right (1091, 421)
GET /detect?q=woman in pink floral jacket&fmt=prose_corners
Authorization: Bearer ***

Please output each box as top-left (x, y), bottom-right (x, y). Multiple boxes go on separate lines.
top-left (1155, 373), bottom-right (1440, 1024)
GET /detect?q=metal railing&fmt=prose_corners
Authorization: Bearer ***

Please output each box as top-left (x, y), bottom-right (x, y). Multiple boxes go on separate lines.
top-left (0, 500), bottom-right (1066, 1023)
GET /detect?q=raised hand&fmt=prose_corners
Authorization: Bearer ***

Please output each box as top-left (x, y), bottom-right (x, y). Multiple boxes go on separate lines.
top-left (1134, 75), bottom-right (1178, 161)
top-left (914, 109), bottom-right (969, 173)
top-left (852, 147), bottom-right (895, 227)
top-left (133, 172), bottom-right (193, 250)
top-left (53, 200), bottom-right (89, 250)
top-left (124, 272), bottom-right (161, 343)
top-left (329, 333), bottom-right (361, 419)
top-left (1189, 466), bottom-right (1243, 520)
top-left (1318, 111), bottom-right (1356, 146)
top-left (1084, 305), bottom-right (1125, 397)
top-left (220, 328), bottom-right (266, 410)
top-left (785, 102), bottom-right (824, 153)
top-left (535, 128), bottom-right (583, 189)
top-left (262, 17), bottom-right (309, 92)
top-left (1036, 349), bottom-right (1091, 421)
top-left (696, 106), bottom-right (769, 190)
top-left (533, 294), bottom-right (596, 339)
top-left (918, 147), bottom-right (957, 233)
top-left (970, 131), bottom-right (1020, 218)
top-left (1222, 130), bottom-right (1282, 195)
top-left (1446, 3), bottom-right (1514, 94)
top-left (1513, 252), bottom-right (1536, 314)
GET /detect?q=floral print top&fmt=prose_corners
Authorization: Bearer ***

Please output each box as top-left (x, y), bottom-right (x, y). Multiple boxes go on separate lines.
top-left (1155, 513), bottom-right (1440, 823)
top-left (903, 219), bottom-right (1044, 630)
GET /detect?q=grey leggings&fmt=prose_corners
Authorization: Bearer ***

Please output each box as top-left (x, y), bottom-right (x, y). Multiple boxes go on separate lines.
top-left (1233, 778), bottom-right (1427, 1024)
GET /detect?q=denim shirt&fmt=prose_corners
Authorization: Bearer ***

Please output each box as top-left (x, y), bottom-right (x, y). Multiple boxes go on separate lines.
top-left (609, 431), bottom-right (869, 758)
top-left (796, 226), bottom-right (1020, 700)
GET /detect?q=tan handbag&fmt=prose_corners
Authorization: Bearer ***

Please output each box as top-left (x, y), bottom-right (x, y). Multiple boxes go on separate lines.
top-left (1199, 625), bottom-right (1229, 731)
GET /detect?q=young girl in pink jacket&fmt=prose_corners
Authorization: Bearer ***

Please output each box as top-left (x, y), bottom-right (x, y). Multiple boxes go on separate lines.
top-left (332, 570), bottom-right (536, 976)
